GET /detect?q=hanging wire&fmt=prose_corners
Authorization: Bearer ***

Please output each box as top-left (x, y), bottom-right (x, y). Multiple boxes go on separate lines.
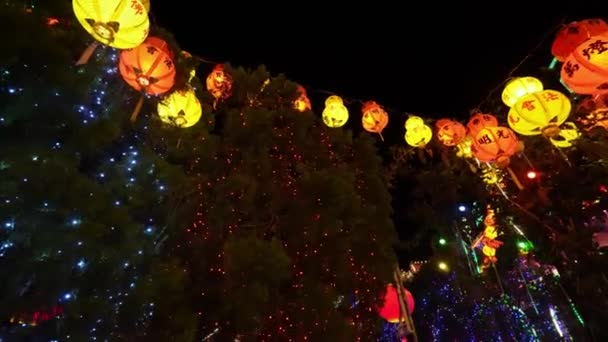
top-left (149, 8), bottom-right (568, 122)
top-left (471, 17), bottom-right (568, 113)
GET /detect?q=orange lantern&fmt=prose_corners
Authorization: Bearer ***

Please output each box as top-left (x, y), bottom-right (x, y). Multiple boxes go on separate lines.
top-left (119, 36), bottom-right (176, 122)
top-left (206, 64), bottom-right (233, 108)
top-left (551, 19), bottom-right (608, 62)
top-left (377, 284), bottom-right (414, 323)
top-left (293, 85), bottom-right (311, 112)
top-left (561, 33), bottom-right (608, 95)
top-left (435, 118), bottom-right (466, 146)
top-left (466, 113), bottom-right (498, 138)
top-left (471, 126), bottom-right (519, 167)
top-left (361, 101), bottom-right (389, 140)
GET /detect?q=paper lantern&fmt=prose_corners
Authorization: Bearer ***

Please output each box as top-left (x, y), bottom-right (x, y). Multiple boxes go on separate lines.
top-left (378, 284), bottom-right (414, 323)
top-left (73, 0), bottom-right (150, 64)
top-left (471, 126), bottom-right (519, 166)
top-left (435, 118), bottom-right (466, 146)
top-left (119, 36), bottom-right (176, 95)
top-left (507, 89), bottom-right (571, 137)
top-left (206, 64), bottom-right (233, 105)
top-left (404, 115), bottom-right (424, 131)
top-left (322, 95), bottom-right (349, 128)
top-left (561, 33), bottom-right (608, 95)
top-left (293, 85), bottom-right (311, 112)
top-left (551, 19), bottom-right (608, 62)
top-left (501, 77), bottom-right (544, 107)
top-left (157, 89), bottom-right (202, 128)
top-left (466, 113), bottom-right (498, 138)
top-left (405, 125), bottom-right (432, 148)
top-left (141, 0), bottom-right (150, 11)
top-left (361, 101), bottom-right (389, 139)
top-left (549, 122), bottom-right (580, 148)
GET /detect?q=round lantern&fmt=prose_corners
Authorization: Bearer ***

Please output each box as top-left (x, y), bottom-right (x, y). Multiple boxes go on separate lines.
top-left (322, 95), bottom-right (349, 128)
top-left (466, 113), bottom-right (498, 138)
top-left (378, 284), bottom-right (414, 323)
top-left (507, 89), bottom-right (571, 137)
top-left (294, 85), bottom-right (311, 112)
top-left (361, 101), bottom-right (389, 140)
top-left (501, 77), bottom-right (544, 107)
top-left (404, 115), bottom-right (424, 131)
top-left (73, 0), bottom-right (150, 64)
top-left (560, 33), bottom-right (608, 95)
top-left (405, 125), bottom-right (432, 148)
top-left (119, 36), bottom-right (176, 121)
top-left (157, 89), bottom-right (202, 128)
top-left (206, 64), bottom-right (233, 108)
top-left (471, 126), bottom-right (519, 166)
top-left (435, 118), bottom-right (466, 146)
top-left (551, 19), bottom-right (608, 62)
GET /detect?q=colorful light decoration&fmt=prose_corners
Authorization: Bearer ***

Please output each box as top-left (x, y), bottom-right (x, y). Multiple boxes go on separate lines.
top-left (507, 89), bottom-right (571, 137)
top-left (471, 206), bottom-right (503, 271)
top-left (560, 33), bottom-right (608, 95)
top-left (361, 101), bottom-right (389, 140)
top-left (551, 19), bottom-right (608, 62)
top-left (435, 118), bottom-right (466, 146)
top-left (157, 88), bottom-right (202, 128)
top-left (72, 0), bottom-right (150, 64)
top-left (471, 126), bottom-right (519, 167)
top-left (501, 76), bottom-right (544, 108)
top-left (404, 116), bottom-right (432, 148)
top-left (549, 122), bottom-right (581, 148)
top-left (322, 95), bottom-right (349, 128)
top-left (293, 85), bottom-right (311, 112)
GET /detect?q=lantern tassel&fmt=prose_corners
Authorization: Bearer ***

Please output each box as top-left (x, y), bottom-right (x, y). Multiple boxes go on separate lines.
top-left (378, 132), bottom-right (384, 142)
top-left (213, 99), bottom-right (218, 110)
top-left (76, 42), bottom-right (100, 66)
top-left (130, 95), bottom-right (145, 123)
top-left (506, 166), bottom-right (524, 190)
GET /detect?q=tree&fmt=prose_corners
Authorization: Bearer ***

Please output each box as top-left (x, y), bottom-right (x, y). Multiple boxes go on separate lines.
top-left (0, 2), bottom-right (195, 340)
top-left (168, 65), bottom-right (399, 340)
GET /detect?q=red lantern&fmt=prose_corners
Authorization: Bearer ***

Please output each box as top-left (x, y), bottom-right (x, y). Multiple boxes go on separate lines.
top-left (378, 284), bottom-right (415, 323)
top-left (435, 118), bottom-right (466, 146)
top-left (551, 19), bottom-right (608, 62)
top-left (560, 33), bottom-right (608, 95)
top-left (206, 64), bottom-right (233, 107)
top-left (361, 101), bottom-right (389, 140)
top-left (471, 126), bottom-right (519, 166)
top-left (466, 113), bottom-right (498, 138)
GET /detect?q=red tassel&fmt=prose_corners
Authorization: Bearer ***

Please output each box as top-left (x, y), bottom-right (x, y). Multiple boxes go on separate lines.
top-left (130, 95), bottom-right (145, 123)
top-left (76, 42), bottom-right (100, 65)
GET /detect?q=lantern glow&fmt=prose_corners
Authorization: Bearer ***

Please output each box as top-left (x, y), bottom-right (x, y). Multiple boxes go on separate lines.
top-left (322, 95), bottom-right (349, 128)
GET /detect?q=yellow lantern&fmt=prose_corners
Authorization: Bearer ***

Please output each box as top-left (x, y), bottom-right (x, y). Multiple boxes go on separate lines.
top-left (549, 122), bottom-right (580, 148)
top-left (141, 0), bottom-right (150, 12)
top-left (456, 136), bottom-right (473, 159)
top-left (404, 116), bottom-right (432, 148)
top-left (322, 95), bottom-right (349, 128)
top-left (501, 76), bottom-right (544, 107)
top-left (157, 89), bottom-right (202, 128)
top-left (507, 89), bottom-right (571, 137)
top-left (73, 0), bottom-right (150, 65)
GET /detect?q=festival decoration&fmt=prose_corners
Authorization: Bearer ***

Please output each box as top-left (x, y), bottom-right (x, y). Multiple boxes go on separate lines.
top-left (471, 126), bottom-right (519, 166)
top-left (551, 19), bottom-right (608, 62)
top-left (206, 64), bottom-right (233, 108)
top-left (361, 101), bottom-right (389, 140)
top-left (294, 85), bottom-right (311, 112)
top-left (73, 0), bottom-right (150, 65)
top-left (119, 36), bottom-right (176, 122)
top-left (378, 284), bottom-right (415, 323)
top-left (560, 33), bottom-right (608, 95)
top-left (507, 89), bottom-right (571, 137)
top-left (472, 206), bottom-right (503, 271)
top-left (501, 76), bottom-right (544, 107)
top-left (466, 113), bottom-right (498, 138)
top-left (404, 116), bottom-right (432, 148)
top-left (549, 122), bottom-right (581, 148)
top-left (142, 0), bottom-right (150, 11)
top-left (322, 95), bottom-right (349, 128)
top-left (435, 118), bottom-right (466, 146)
top-left (157, 88), bottom-right (202, 128)
top-left (455, 136), bottom-right (473, 159)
